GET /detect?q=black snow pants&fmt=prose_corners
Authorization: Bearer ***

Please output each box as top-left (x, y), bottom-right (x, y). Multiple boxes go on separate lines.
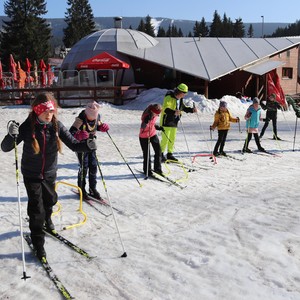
top-left (24, 177), bottom-right (58, 249)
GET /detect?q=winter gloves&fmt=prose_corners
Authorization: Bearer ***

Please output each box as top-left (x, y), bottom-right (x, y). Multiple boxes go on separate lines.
top-left (155, 125), bottom-right (165, 132)
top-left (98, 123), bottom-right (109, 132)
top-left (74, 130), bottom-right (89, 141)
top-left (8, 121), bottom-right (19, 137)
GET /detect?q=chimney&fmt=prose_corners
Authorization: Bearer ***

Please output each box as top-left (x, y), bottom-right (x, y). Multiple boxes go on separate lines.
top-left (114, 17), bottom-right (123, 29)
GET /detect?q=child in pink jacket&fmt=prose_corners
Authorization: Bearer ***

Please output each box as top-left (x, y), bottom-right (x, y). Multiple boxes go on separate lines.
top-left (139, 104), bottom-right (164, 176)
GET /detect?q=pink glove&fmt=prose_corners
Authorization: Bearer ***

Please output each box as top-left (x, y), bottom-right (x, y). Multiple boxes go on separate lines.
top-left (98, 123), bottom-right (109, 132)
top-left (74, 130), bottom-right (89, 141)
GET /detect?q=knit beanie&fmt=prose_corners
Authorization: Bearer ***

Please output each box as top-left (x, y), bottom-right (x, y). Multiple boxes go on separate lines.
top-left (85, 101), bottom-right (100, 120)
top-left (219, 101), bottom-right (227, 108)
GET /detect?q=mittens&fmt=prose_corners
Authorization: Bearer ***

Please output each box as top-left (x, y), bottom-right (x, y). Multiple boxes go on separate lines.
top-left (98, 123), bottom-right (109, 132)
top-left (74, 130), bottom-right (89, 141)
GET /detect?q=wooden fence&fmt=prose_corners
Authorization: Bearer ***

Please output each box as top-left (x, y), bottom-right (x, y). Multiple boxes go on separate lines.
top-left (0, 85), bottom-right (145, 106)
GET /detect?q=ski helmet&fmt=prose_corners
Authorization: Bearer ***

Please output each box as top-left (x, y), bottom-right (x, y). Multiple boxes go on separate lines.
top-left (177, 83), bottom-right (188, 93)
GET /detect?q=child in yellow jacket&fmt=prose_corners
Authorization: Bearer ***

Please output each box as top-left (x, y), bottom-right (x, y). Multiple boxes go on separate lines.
top-left (210, 101), bottom-right (239, 156)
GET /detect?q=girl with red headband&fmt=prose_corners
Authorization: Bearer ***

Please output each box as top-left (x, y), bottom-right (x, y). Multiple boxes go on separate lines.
top-left (1, 92), bottom-right (97, 260)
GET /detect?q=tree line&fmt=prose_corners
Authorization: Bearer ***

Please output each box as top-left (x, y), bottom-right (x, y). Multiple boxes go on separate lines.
top-left (0, 0), bottom-right (299, 70)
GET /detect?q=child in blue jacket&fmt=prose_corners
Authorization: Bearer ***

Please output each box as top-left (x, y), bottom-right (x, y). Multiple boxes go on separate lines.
top-left (242, 98), bottom-right (266, 153)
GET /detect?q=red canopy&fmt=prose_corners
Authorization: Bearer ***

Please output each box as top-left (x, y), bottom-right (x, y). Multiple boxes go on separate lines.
top-left (77, 52), bottom-right (130, 70)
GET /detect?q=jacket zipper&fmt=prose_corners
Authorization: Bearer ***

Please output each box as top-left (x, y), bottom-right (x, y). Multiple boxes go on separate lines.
top-left (41, 125), bottom-right (47, 179)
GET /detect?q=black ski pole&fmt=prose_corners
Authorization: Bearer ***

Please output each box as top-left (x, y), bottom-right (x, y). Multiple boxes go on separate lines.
top-left (9, 121), bottom-right (31, 280)
top-left (293, 116), bottom-right (298, 151)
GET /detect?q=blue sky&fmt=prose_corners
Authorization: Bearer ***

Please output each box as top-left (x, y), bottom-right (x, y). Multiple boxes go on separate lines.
top-left (1, 0), bottom-right (299, 23)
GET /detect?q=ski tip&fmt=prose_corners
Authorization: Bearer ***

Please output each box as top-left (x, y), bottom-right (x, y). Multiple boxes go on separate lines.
top-left (121, 252), bottom-right (127, 258)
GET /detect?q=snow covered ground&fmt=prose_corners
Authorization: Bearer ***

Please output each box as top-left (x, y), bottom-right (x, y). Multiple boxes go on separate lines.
top-left (0, 89), bottom-right (300, 300)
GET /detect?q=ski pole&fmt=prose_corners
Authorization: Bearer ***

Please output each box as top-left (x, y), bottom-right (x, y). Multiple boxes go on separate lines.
top-left (95, 153), bottom-right (127, 257)
top-left (179, 118), bottom-right (192, 163)
top-left (80, 125), bottom-right (86, 196)
top-left (105, 130), bottom-right (142, 187)
top-left (9, 121), bottom-right (30, 280)
top-left (145, 129), bottom-right (151, 179)
top-left (293, 116), bottom-right (298, 151)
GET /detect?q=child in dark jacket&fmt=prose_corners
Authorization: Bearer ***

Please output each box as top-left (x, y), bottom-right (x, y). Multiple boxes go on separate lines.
top-left (69, 101), bottom-right (109, 200)
top-left (1, 92), bottom-right (96, 260)
top-left (259, 93), bottom-right (282, 140)
top-left (139, 104), bottom-right (164, 176)
top-left (210, 101), bottom-right (239, 156)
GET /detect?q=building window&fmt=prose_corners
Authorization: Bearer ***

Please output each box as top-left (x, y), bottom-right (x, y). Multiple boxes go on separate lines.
top-left (286, 50), bottom-right (290, 57)
top-left (282, 67), bottom-right (293, 79)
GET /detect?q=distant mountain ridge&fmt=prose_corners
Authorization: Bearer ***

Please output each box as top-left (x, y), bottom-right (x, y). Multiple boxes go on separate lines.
top-left (0, 15), bottom-right (291, 39)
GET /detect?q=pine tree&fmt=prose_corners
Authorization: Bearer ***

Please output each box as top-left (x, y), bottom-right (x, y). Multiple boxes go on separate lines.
top-left (0, 0), bottom-right (51, 66)
top-left (199, 17), bottom-right (209, 37)
top-left (63, 0), bottom-right (96, 48)
top-left (247, 24), bottom-right (254, 37)
top-left (209, 10), bottom-right (222, 37)
top-left (272, 20), bottom-right (300, 37)
top-left (144, 15), bottom-right (155, 37)
top-left (221, 14), bottom-right (233, 37)
top-left (137, 19), bottom-right (146, 32)
top-left (193, 21), bottom-right (201, 37)
top-left (178, 28), bottom-right (183, 37)
top-left (157, 26), bottom-right (166, 37)
top-left (232, 18), bottom-right (245, 37)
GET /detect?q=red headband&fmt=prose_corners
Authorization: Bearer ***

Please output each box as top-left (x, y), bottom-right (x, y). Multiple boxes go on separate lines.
top-left (33, 100), bottom-right (55, 116)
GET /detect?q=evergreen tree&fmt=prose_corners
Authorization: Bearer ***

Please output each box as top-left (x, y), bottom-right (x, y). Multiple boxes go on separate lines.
top-left (0, 0), bottom-right (51, 66)
top-left (137, 19), bottom-right (146, 32)
top-left (221, 14), bottom-right (233, 37)
top-left (199, 17), bottom-right (209, 37)
top-left (193, 21), bottom-right (201, 37)
top-left (178, 28), bottom-right (183, 37)
top-left (144, 15), bottom-right (155, 37)
top-left (63, 0), bottom-right (96, 48)
top-left (232, 18), bottom-right (245, 37)
top-left (271, 20), bottom-right (300, 37)
top-left (247, 24), bottom-right (254, 37)
top-left (157, 26), bottom-right (166, 37)
top-left (209, 10), bottom-right (222, 37)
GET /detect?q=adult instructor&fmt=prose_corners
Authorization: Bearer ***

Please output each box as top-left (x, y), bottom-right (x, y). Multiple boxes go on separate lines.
top-left (160, 83), bottom-right (197, 162)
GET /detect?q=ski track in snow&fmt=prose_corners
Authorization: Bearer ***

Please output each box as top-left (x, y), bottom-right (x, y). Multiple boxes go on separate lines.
top-left (1, 91), bottom-right (300, 300)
